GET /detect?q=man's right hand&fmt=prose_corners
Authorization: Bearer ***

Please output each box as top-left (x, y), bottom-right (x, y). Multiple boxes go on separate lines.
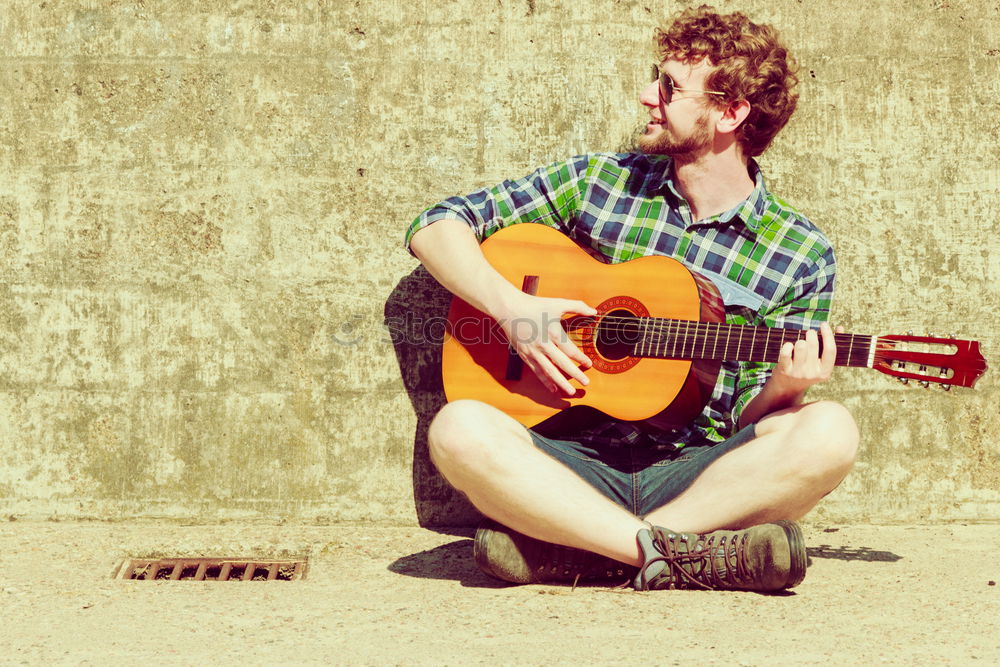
top-left (493, 291), bottom-right (597, 396)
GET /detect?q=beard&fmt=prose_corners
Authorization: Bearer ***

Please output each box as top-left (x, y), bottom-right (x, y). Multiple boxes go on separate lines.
top-left (637, 111), bottom-right (712, 160)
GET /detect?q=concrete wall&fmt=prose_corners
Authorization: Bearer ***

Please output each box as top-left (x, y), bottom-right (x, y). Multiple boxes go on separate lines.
top-left (0, 0), bottom-right (996, 525)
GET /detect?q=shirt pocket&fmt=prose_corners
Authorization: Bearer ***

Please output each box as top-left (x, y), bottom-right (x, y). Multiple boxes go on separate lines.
top-left (698, 269), bottom-right (767, 324)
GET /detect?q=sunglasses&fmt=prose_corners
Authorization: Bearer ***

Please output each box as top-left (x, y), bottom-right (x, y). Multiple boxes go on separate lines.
top-left (650, 64), bottom-right (726, 105)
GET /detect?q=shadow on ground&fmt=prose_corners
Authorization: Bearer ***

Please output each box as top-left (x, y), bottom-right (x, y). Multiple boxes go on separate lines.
top-left (807, 545), bottom-right (903, 562)
top-left (388, 538), bottom-right (890, 592)
top-left (388, 538), bottom-right (511, 588)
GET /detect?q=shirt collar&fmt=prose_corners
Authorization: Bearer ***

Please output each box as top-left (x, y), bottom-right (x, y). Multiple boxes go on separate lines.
top-left (656, 157), bottom-right (769, 234)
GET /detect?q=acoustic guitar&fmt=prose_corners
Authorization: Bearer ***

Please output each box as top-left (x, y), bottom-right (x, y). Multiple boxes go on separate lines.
top-left (441, 224), bottom-right (988, 429)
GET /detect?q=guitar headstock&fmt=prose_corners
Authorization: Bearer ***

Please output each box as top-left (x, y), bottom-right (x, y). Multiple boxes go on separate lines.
top-left (874, 334), bottom-right (988, 389)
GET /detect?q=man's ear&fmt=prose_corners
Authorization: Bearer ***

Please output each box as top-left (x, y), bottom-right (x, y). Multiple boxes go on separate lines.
top-left (716, 99), bottom-right (751, 135)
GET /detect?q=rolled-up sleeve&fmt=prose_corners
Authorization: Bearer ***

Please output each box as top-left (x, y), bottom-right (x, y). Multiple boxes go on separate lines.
top-left (403, 156), bottom-right (588, 253)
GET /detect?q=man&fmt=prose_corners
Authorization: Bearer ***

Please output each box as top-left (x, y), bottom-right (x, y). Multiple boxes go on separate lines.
top-left (405, 6), bottom-right (859, 591)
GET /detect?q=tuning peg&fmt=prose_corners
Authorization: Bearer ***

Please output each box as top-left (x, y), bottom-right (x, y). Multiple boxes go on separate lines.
top-left (919, 380), bottom-right (930, 388)
top-left (943, 384), bottom-right (952, 391)
top-left (927, 332), bottom-right (935, 338)
top-left (906, 330), bottom-right (913, 336)
top-left (899, 377), bottom-right (909, 385)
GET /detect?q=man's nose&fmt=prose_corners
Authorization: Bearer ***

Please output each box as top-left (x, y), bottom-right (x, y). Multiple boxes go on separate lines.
top-left (639, 79), bottom-right (661, 107)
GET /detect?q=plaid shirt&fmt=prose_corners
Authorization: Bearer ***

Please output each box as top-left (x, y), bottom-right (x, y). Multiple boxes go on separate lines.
top-left (406, 153), bottom-right (836, 449)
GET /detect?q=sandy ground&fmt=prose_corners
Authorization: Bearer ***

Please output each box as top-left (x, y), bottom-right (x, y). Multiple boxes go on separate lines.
top-left (1, 521), bottom-right (997, 665)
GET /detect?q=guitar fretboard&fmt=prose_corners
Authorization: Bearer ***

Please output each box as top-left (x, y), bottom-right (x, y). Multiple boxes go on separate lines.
top-left (609, 317), bottom-right (876, 367)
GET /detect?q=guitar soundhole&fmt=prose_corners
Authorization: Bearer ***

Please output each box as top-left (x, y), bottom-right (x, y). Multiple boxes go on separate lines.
top-left (596, 309), bottom-right (642, 361)
top-left (583, 296), bottom-right (648, 374)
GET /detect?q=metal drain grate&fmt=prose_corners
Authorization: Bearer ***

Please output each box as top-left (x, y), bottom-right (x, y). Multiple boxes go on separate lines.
top-left (116, 558), bottom-right (308, 581)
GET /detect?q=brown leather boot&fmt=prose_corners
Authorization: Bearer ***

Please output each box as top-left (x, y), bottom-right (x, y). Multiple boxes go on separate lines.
top-left (474, 519), bottom-right (636, 585)
top-left (633, 521), bottom-right (807, 591)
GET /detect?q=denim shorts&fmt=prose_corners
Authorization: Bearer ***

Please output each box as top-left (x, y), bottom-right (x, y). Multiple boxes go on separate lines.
top-left (528, 424), bottom-right (758, 518)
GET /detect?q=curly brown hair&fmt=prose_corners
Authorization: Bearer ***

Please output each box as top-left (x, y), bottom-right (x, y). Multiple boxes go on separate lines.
top-left (654, 5), bottom-right (799, 157)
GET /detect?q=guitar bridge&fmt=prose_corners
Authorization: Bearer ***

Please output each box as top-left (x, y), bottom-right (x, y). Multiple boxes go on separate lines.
top-left (505, 274), bottom-right (540, 381)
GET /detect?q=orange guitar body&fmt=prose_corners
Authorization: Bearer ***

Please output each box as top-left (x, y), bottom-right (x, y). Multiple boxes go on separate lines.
top-left (441, 223), bottom-right (725, 429)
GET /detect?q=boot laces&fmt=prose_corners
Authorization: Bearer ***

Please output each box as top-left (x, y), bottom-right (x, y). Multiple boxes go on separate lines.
top-left (647, 526), bottom-right (752, 590)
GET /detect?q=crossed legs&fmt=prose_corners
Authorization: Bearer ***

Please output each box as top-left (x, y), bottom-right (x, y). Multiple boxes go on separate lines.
top-left (427, 399), bottom-right (859, 568)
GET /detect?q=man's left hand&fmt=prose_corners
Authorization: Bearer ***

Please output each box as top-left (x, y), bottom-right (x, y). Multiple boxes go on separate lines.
top-left (771, 321), bottom-right (842, 397)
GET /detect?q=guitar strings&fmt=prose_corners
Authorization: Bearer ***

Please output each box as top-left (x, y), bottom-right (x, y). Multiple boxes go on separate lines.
top-left (571, 314), bottom-right (859, 340)
top-left (563, 320), bottom-right (861, 346)
top-left (553, 320), bottom-right (956, 379)
top-left (562, 329), bottom-right (906, 370)
top-left (561, 315), bottom-right (871, 363)
top-left (517, 314), bottom-right (956, 379)
top-left (576, 314), bottom-right (862, 342)
top-left (562, 312), bottom-right (957, 371)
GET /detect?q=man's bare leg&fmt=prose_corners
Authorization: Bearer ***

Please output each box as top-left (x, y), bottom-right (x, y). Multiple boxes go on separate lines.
top-left (644, 400), bottom-right (859, 533)
top-left (429, 399), bottom-right (859, 568)
top-left (428, 399), bottom-right (648, 566)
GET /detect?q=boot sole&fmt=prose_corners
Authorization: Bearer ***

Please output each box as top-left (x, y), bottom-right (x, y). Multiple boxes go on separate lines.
top-left (473, 522), bottom-right (503, 580)
top-left (473, 521), bottom-right (530, 584)
top-left (775, 520), bottom-right (807, 589)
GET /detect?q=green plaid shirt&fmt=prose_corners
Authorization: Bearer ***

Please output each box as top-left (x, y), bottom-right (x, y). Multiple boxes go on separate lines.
top-left (406, 153), bottom-right (836, 448)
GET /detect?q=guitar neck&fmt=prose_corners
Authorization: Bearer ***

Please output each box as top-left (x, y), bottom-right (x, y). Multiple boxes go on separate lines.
top-left (625, 318), bottom-right (876, 367)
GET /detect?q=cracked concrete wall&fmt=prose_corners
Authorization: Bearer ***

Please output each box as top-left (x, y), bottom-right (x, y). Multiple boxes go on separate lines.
top-left (0, 1), bottom-right (996, 524)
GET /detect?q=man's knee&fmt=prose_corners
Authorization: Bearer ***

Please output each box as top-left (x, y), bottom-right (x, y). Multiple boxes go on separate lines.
top-left (805, 399), bottom-right (859, 456)
top-left (765, 400), bottom-right (860, 482)
top-left (427, 399), bottom-right (524, 471)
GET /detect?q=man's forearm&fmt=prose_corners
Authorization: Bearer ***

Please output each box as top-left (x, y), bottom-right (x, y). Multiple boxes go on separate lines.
top-left (408, 218), bottom-right (520, 319)
top-left (736, 380), bottom-right (807, 429)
